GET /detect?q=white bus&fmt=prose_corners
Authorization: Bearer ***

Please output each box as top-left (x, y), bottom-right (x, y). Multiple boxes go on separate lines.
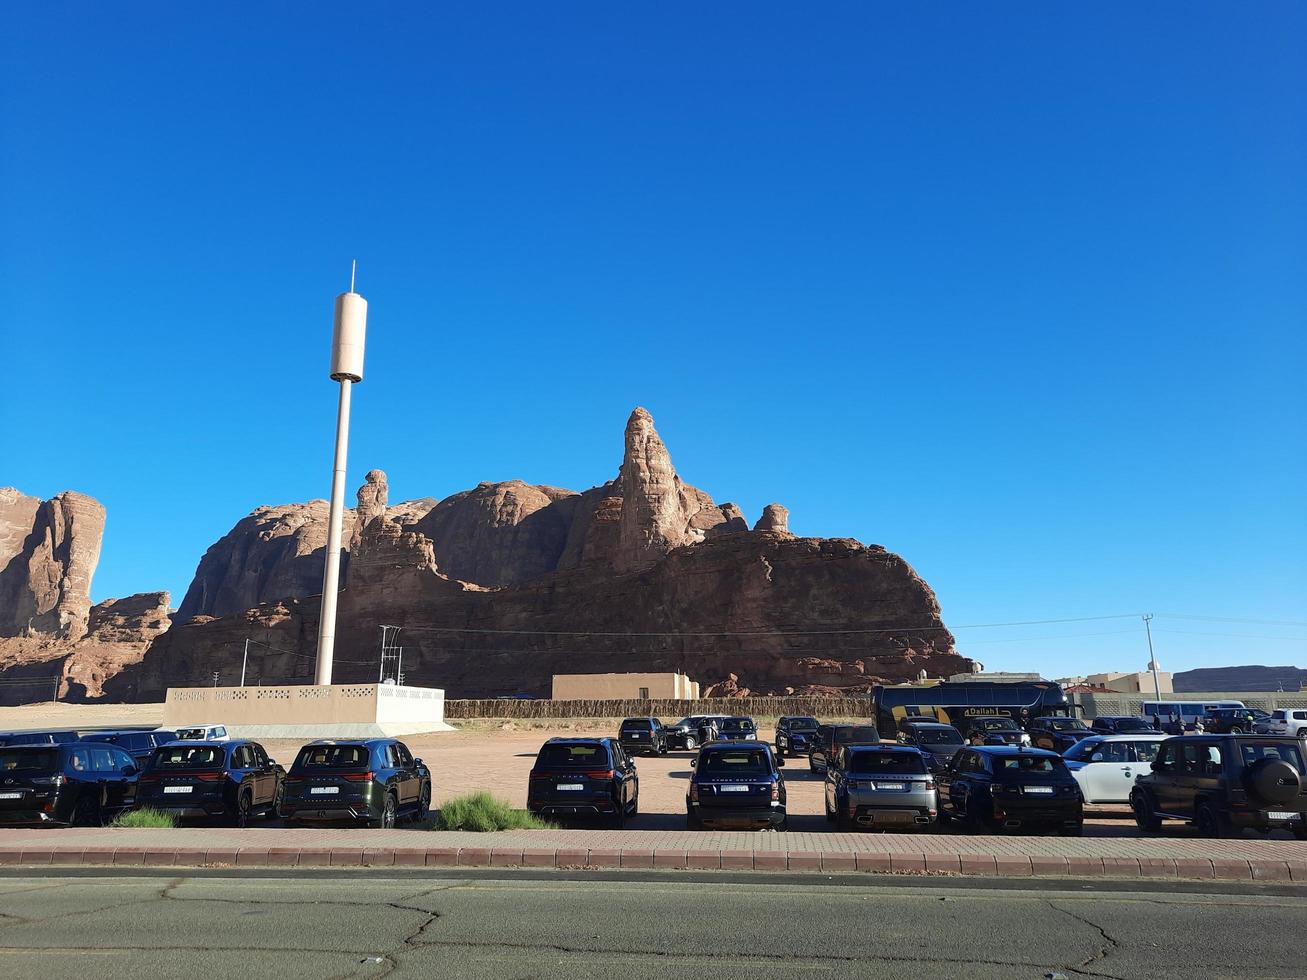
top-left (1142, 699), bottom-right (1244, 726)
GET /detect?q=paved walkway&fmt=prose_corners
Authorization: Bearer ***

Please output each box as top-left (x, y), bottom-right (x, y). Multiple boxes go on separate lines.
top-left (2, 826), bottom-right (1305, 881)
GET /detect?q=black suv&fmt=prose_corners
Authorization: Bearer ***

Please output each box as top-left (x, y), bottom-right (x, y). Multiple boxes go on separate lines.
top-left (775, 716), bottom-right (819, 757)
top-left (1130, 735), bottom-right (1307, 839)
top-left (527, 738), bottom-right (639, 826)
top-left (808, 724), bottom-right (880, 774)
top-left (963, 716), bottom-right (1030, 746)
top-left (1026, 716), bottom-right (1094, 754)
top-left (687, 741), bottom-right (786, 831)
top-left (137, 740), bottom-right (285, 827)
top-left (0, 730), bottom-right (80, 747)
top-left (0, 742), bottom-right (139, 826)
top-left (97, 730), bottom-right (178, 765)
top-left (898, 721), bottom-right (965, 771)
top-left (1203, 708), bottom-right (1269, 735)
top-left (938, 746), bottom-right (1083, 835)
top-left (618, 717), bottom-right (668, 756)
top-left (663, 716), bottom-right (728, 751)
top-left (716, 716), bottom-right (758, 741)
top-left (281, 739), bottom-right (430, 828)
top-left (1091, 716), bottom-right (1158, 736)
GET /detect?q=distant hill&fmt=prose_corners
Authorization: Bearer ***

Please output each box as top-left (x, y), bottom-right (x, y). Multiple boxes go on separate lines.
top-left (1174, 665), bottom-right (1307, 693)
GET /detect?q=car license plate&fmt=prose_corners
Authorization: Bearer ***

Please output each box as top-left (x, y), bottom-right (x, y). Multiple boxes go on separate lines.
top-left (0, 791), bottom-right (22, 799)
top-left (556, 783), bottom-right (583, 791)
top-left (720, 785), bottom-right (749, 792)
top-left (163, 785), bottom-right (191, 794)
top-left (310, 786), bottom-right (339, 795)
top-left (873, 782), bottom-right (906, 791)
top-left (1267, 811), bottom-right (1301, 821)
top-left (1024, 785), bottom-right (1054, 795)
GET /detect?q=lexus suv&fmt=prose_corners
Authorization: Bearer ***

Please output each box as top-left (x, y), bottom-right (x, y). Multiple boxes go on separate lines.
top-left (808, 724), bottom-right (880, 774)
top-left (527, 738), bottom-right (639, 826)
top-left (281, 739), bottom-right (430, 828)
top-left (136, 739), bottom-right (284, 827)
top-left (618, 717), bottom-right (668, 756)
top-left (1130, 735), bottom-right (1307, 839)
top-left (0, 742), bottom-right (139, 826)
top-left (824, 744), bottom-right (938, 831)
top-left (938, 746), bottom-right (1083, 835)
top-left (687, 741), bottom-right (786, 830)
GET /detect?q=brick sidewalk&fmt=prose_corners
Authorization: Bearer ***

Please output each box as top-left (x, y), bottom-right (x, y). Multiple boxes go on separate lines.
top-left (2, 826), bottom-right (1305, 881)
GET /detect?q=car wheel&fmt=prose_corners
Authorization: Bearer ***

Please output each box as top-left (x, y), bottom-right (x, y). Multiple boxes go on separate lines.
top-left (777, 816), bottom-right (789, 832)
top-left (266, 783), bottom-right (284, 821)
top-left (1297, 728), bottom-right (1307, 738)
top-left (370, 792), bottom-right (397, 829)
top-left (1195, 803), bottom-right (1228, 839)
top-left (233, 790), bottom-right (252, 829)
top-left (686, 809), bottom-right (702, 830)
top-left (71, 794), bottom-right (102, 827)
top-left (416, 783), bottom-right (431, 823)
top-left (684, 736), bottom-right (697, 751)
top-left (1131, 792), bottom-right (1162, 833)
top-left (824, 792), bottom-right (835, 822)
top-left (836, 796), bottom-right (852, 831)
top-left (1294, 825), bottom-right (1307, 841)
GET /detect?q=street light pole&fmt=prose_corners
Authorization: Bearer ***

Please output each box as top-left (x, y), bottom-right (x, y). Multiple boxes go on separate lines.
top-left (1143, 613), bottom-right (1161, 701)
top-left (241, 638), bottom-right (249, 688)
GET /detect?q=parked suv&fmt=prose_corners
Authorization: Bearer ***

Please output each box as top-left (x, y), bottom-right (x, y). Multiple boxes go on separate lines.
top-left (898, 721), bottom-right (964, 771)
top-left (687, 741), bottom-right (786, 830)
top-left (663, 715), bottom-right (729, 751)
top-left (1130, 735), bottom-right (1307, 838)
top-left (808, 724), bottom-right (880, 773)
top-left (97, 730), bottom-right (178, 765)
top-left (0, 730), bottom-right (80, 747)
top-left (963, 716), bottom-right (1031, 746)
top-left (775, 716), bottom-right (819, 757)
top-left (281, 739), bottom-right (430, 828)
top-left (527, 738), bottom-right (638, 826)
top-left (137, 739), bottom-right (285, 827)
top-left (618, 717), bottom-right (668, 756)
top-left (824, 744), bottom-right (937, 831)
top-left (938, 746), bottom-right (1083, 835)
top-left (1204, 708), bottom-right (1270, 735)
top-left (0, 742), bottom-right (139, 826)
top-left (1062, 734), bottom-right (1169, 804)
top-left (1091, 716), bottom-right (1159, 736)
top-left (716, 716), bottom-right (758, 741)
top-left (1265, 710), bottom-right (1307, 737)
top-left (1026, 716), bottom-right (1093, 754)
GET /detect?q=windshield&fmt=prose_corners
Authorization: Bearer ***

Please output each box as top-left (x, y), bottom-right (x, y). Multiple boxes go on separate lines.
top-left (536, 743), bottom-right (610, 768)
top-left (1041, 718), bottom-right (1088, 731)
top-left (977, 718), bottom-right (1018, 731)
top-left (0, 748), bottom-right (59, 771)
top-left (836, 725), bottom-right (880, 743)
top-left (698, 748), bottom-right (770, 777)
top-left (720, 719), bottom-right (755, 732)
top-left (915, 727), bottom-right (963, 746)
top-left (152, 745), bottom-right (225, 769)
top-left (787, 718), bottom-right (818, 731)
top-left (295, 745), bottom-right (370, 770)
top-left (848, 752), bottom-right (928, 775)
top-left (1112, 718), bottom-right (1154, 732)
top-left (996, 755), bottom-right (1063, 773)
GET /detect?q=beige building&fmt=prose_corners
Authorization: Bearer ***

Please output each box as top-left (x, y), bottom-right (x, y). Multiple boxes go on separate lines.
top-left (551, 672), bottom-right (699, 700)
top-left (1080, 670), bottom-right (1174, 694)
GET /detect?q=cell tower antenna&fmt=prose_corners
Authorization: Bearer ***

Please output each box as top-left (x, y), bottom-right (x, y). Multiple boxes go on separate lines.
top-left (350, 259), bottom-right (357, 293)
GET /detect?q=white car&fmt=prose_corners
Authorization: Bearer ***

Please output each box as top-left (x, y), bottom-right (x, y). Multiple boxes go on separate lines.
top-left (1264, 709), bottom-right (1307, 737)
top-left (171, 724), bottom-right (230, 741)
top-left (1062, 734), bottom-right (1169, 804)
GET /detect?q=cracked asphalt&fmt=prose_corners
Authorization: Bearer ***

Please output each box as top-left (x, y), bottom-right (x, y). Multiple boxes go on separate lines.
top-left (0, 871), bottom-right (1303, 979)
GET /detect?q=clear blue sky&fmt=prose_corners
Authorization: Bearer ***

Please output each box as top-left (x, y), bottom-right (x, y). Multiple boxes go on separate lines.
top-left (3, 4), bottom-right (1304, 678)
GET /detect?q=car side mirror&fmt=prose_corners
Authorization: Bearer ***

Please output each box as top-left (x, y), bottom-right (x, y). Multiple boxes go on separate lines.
top-left (1090, 753), bottom-right (1104, 762)
top-left (123, 765), bottom-right (138, 776)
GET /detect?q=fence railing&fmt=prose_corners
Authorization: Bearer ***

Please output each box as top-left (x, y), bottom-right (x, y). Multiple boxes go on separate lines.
top-left (444, 696), bottom-right (874, 719)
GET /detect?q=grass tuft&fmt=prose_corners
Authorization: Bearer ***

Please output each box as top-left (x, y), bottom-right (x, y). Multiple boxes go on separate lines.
top-left (433, 791), bottom-right (553, 832)
top-left (111, 807), bottom-right (179, 829)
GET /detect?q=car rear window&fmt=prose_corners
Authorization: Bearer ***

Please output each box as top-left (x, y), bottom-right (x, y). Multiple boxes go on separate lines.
top-left (537, 743), bottom-right (609, 767)
top-left (997, 755), bottom-right (1062, 773)
top-left (699, 749), bottom-right (770, 776)
top-left (296, 745), bottom-right (371, 769)
top-left (620, 719), bottom-right (651, 729)
top-left (152, 746), bottom-right (225, 769)
top-left (848, 752), bottom-right (928, 775)
top-left (0, 748), bottom-right (59, 771)
top-left (1239, 743), bottom-right (1305, 770)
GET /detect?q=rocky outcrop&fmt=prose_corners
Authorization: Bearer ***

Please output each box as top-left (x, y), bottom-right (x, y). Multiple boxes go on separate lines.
top-left (0, 489), bottom-right (105, 638)
top-left (754, 503), bottom-right (790, 534)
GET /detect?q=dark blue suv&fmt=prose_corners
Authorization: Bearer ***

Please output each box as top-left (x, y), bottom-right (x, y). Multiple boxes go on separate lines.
top-left (281, 739), bottom-right (431, 828)
top-left (937, 745), bottom-right (1083, 835)
top-left (527, 738), bottom-right (639, 826)
top-left (687, 741), bottom-right (787, 831)
top-left (136, 740), bottom-right (285, 827)
top-left (0, 742), bottom-right (139, 826)
top-left (96, 730), bottom-right (178, 765)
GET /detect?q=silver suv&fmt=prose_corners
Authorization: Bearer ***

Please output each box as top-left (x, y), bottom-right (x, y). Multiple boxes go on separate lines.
top-left (1265, 709), bottom-right (1307, 737)
top-left (824, 744), bottom-right (938, 831)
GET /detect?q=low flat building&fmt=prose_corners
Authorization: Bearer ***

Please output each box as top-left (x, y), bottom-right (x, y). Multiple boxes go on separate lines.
top-left (1085, 670), bottom-right (1173, 694)
top-left (551, 672), bottom-right (699, 700)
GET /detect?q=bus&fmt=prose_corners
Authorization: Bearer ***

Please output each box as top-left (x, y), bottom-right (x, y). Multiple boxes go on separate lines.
top-left (871, 680), bottom-right (1074, 740)
top-left (1141, 699), bottom-right (1245, 728)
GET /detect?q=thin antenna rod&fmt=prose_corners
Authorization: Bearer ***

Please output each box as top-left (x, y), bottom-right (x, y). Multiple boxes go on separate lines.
top-left (350, 259), bottom-right (357, 293)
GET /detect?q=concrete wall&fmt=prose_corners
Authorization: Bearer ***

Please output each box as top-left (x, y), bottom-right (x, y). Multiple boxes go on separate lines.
top-left (162, 683), bottom-right (449, 737)
top-left (1076, 690), bottom-right (1307, 719)
top-left (551, 672), bottom-right (697, 700)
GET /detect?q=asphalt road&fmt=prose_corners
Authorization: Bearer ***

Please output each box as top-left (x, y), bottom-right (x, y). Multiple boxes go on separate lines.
top-left (0, 870), bottom-right (1303, 979)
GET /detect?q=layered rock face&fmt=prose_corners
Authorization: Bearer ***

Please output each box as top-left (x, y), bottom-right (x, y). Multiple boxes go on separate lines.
top-left (112, 407), bottom-right (969, 699)
top-left (0, 489), bottom-right (106, 638)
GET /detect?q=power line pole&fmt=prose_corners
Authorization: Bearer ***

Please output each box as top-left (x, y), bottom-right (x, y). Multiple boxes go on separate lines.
top-left (241, 639), bottom-right (250, 687)
top-left (1143, 614), bottom-right (1161, 701)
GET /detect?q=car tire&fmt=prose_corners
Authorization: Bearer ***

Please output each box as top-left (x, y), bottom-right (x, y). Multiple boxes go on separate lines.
top-left (684, 736), bottom-right (697, 751)
top-left (1293, 825), bottom-right (1307, 841)
top-left (415, 783), bottom-right (431, 823)
top-left (1195, 803), bottom-right (1229, 839)
top-left (370, 792), bottom-right (397, 830)
top-left (611, 797), bottom-right (626, 829)
top-left (686, 809), bottom-right (702, 830)
top-left (266, 783), bottom-right (284, 821)
top-left (232, 789), bottom-right (252, 829)
top-left (1058, 822), bottom-right (1084, 837)
top-left (71, 794), bottom-right (102, 828)
top-left (777, 816), bottom-right (789, 832)
top-left (836, 797), bottom-right (852, 831)
top-left (1298, 728), bottom-right (1307, 738)
top-left (1131, 791), bottom-right (1162, 833)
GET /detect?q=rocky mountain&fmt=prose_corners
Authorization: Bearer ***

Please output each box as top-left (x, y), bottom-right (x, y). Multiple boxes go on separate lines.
top-left (1173, 665), bottom-right (1307, 693)
top-left (110, 408), bottom-right (969, 699)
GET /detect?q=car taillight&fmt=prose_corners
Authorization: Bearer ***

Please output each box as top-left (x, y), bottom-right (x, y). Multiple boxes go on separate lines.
top-left (689, 783), bottom-right (699, 802)
top-left (342, 771), bottom-right (375, 782)
top-left (529, 772), bottom-right (551, 780)
top-left (924, 780), bottom-right (935, 791)
top-left (138, 774), bottom-right (159, 784)
top-left (770, 783), bottom-right (780, 801)
top-left (584, 770), bottom-right (615, 780)
top-left (195, 772), bottom-right (223, 782)
top-left (284, 778), bottom-right (303, 786)
top-left (33, 775), bottom-right (64, 787)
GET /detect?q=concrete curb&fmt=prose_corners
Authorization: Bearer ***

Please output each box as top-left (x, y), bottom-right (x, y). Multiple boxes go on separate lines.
top-left (1, 845), bottom-right (1301, 881)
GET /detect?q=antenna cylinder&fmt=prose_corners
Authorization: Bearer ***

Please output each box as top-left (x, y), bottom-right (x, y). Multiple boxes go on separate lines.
top-left (330, 291), bottom-right (367, 382)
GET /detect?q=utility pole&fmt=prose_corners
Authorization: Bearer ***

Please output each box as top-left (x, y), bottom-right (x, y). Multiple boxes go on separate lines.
top-left (1143, 614), bottom-right (1161, 701)
top-left (241, 639), bottom-right (250, 687)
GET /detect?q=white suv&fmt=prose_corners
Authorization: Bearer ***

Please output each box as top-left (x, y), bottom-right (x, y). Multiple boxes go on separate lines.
top-left (1266, 710), bottom-right (1307, 737)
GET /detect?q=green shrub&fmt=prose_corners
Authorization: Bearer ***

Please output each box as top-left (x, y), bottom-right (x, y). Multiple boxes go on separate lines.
top-left (434, 792), bottom-right (552, 832)
top-left (111, 808), bottom-right (179, 829)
